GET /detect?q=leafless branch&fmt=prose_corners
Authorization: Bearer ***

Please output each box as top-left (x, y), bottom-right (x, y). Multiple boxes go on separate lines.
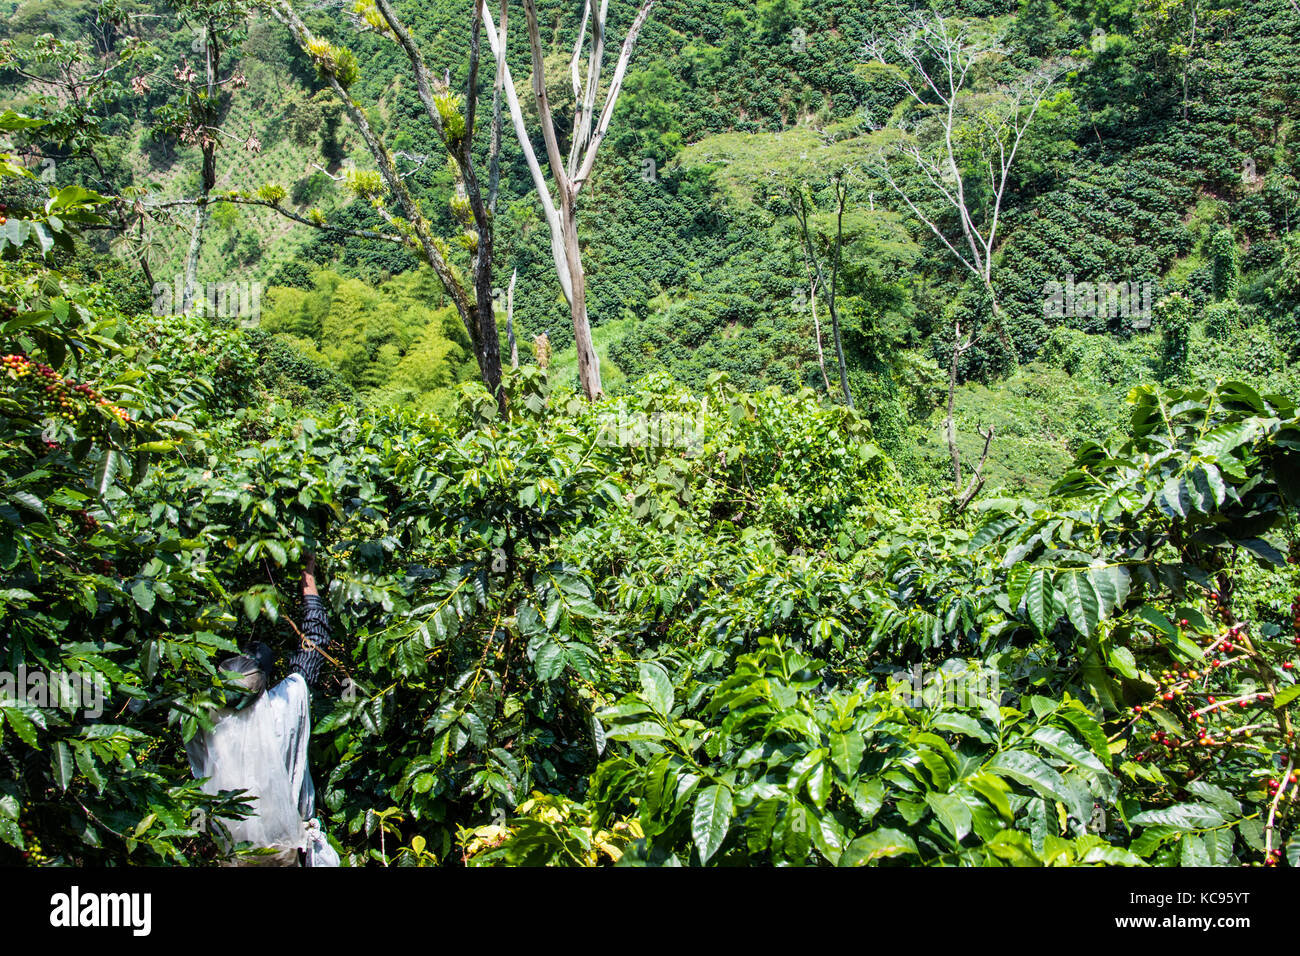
top-left (862, 13), bottom-right (1064, 300)
top-left (141, 195), bottom-right (406, 244)
top-left (956, 424), bottom-right (995, 512)
top-left (485, 0), bottom-right (656, 400)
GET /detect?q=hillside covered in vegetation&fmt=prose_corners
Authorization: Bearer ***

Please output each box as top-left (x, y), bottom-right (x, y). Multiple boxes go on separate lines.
top-left (0, 0), bottom-right (1298, 868)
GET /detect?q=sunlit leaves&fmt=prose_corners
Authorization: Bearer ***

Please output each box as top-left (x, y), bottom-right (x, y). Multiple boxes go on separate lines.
top-left (1060, 570), bottom-right (1101, 637)
top-left (638, 661), bottom-right (675, 715)
top-left (1025, 568), bottom-right (1053, 635)
top-left (840, 829), bottom-right (918, 866)
top-left (692, 785), bottom-right (733, 863)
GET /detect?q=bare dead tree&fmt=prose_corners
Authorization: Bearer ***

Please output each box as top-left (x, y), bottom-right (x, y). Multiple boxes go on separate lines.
top-left (789, 174), bottom-right (853, 408)
top-left (268, 0), bottom-right (508, 410)
top-left (506, 267), bottom-right (519, 368)
top-left (482, 0), bottom-right (657, 401)
top-left (942, 319), bottom-right (994, 510)
top-left (955, 422), bottom-right (995, 512)
top-left (862, 13), bottom-right (1062, 320)
top-left (487, 0), bottom-right (522, 374)
top-left (806, 274), bottom-right (832, 395)
top-left (945, 319), bottom-right (973, 490)
top-left (487, 0), bottom-right (507, 215)
top-left (861, 11), bottom-right (1062, 496)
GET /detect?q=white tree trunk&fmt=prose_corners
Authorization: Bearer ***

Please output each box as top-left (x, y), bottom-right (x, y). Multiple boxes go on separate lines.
top-left (809, 279), bottom-right (832, 394)
top-left (181, 199), bottom-right (207, 316)
top-left (507, 267), bottom-right (518, 368)
top-left (484, 0), bottom-right (655, 401)
top-left (481, 2), bottom-right (574, 304)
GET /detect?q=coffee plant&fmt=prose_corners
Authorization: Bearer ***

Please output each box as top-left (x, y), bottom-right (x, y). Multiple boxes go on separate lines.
top-left (0, 0), bottom-right (1299, 868)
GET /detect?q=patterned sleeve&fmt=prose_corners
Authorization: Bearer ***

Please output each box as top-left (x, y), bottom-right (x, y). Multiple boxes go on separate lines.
top-left (288, 594), bottom-right (333, 688)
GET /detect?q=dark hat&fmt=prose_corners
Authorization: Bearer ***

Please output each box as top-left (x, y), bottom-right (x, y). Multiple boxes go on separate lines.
top-left (246, 641), bottom-right (275, 675)
top-left (217, 642), bottom-right (275, 710)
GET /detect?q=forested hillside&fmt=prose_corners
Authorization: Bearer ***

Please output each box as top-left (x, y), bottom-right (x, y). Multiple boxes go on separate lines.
top-left (0, 0), bottom-right (1298, 868)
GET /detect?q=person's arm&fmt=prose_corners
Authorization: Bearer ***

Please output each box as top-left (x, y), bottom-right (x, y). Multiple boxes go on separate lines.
top-left (288, 553), bottom-right (333, 688)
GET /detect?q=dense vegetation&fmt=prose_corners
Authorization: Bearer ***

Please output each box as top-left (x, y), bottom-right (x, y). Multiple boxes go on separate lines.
top-left (0, 0), bottom-right (1298, 867)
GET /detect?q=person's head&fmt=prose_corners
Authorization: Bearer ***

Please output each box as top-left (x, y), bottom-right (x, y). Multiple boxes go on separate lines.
top-left (216, 642), bottom-right (275, 709)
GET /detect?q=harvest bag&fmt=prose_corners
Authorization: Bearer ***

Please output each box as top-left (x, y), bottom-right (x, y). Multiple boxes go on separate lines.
top-left (185, 673), bottom-right (338, 866)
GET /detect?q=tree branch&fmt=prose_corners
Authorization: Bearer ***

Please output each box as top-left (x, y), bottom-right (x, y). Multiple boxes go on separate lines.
top-left (141, 195), bottom-right (406, 244)
top-left (521, 0), bottom-right (573, 198)
top-left (481, 0), bottom-right (573, 302)
top-left (573, 0), bottom-right (656, 189)
top-left (956, 423), bottom-right (995, 512)
top-left (269, 0), bottom-right (474, 336)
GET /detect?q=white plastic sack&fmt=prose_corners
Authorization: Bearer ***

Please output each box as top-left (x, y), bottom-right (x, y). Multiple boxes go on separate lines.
top-left (185, 673), bottom-right (337, 865)
top-left (304, 817), bottom-right (340, 867)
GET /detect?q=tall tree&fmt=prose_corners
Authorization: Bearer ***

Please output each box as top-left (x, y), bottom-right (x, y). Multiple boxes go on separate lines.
top-left (153, 0), bottom-right (253, 316)
top-left (861, 11), bottom-right (1060, 500)
top-left (805, 275), bottom-right (832, 395)
top-left (788, 174), bottom-right (853, 408)
top-left (862, 13), bottom-right (1060, 323)
top-left (482, 0), bottom-right (657, 401)
top-left (265, 0), bottom-right (508, 410)
top-left (1135, 0), bottom-right (1233, 121)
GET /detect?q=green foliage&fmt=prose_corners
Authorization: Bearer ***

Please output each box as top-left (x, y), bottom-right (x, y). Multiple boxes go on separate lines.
top-left (4, 0), bottom-right (1300, 870)
top-left (1210, 227), bottom-right (1240, 301)
top-left (567, 639), bottom-right (1133, 866)
top-left (5, 250), bottom-right (1300, 868)
top-left (1203, 300), bottom-right (1243, 341)
top-left (1156, 292), bottom-right (1193, 380)
top-left (306, 37), bottom-right (359, 89)
top-left (258, 268), bottom-right (474, 409)
top-left (463, 382), bottom-right (1300, 867)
